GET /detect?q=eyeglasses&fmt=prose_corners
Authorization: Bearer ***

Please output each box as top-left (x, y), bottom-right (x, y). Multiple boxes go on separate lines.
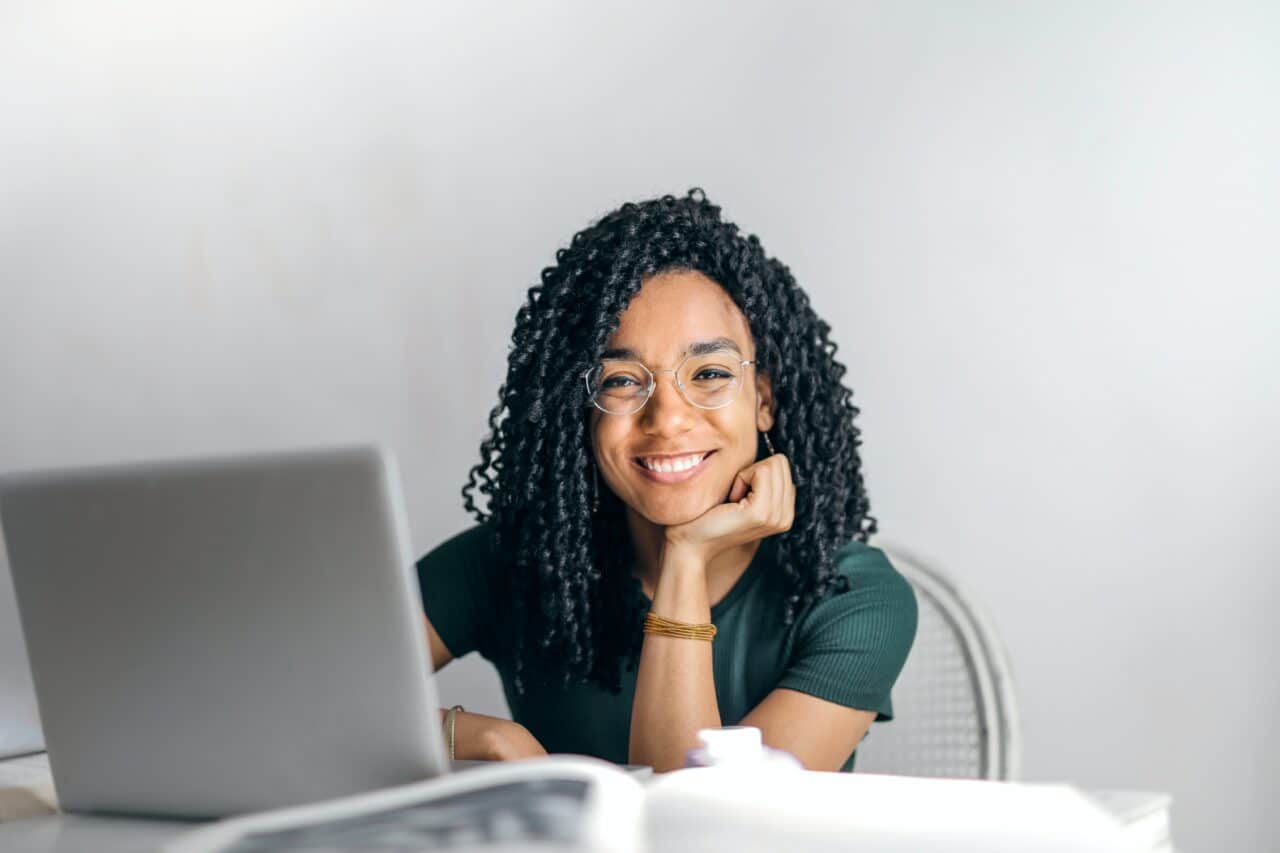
top-left (583, 353), bottom-right (757, 416)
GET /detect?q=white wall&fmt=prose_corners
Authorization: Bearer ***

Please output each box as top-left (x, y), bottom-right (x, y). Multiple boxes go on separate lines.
top-left (2, 3), bottom-right (1275, 849)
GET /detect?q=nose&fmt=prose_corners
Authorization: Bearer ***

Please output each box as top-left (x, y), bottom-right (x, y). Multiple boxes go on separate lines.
top-left (639, 369), bottom-right (696, 434)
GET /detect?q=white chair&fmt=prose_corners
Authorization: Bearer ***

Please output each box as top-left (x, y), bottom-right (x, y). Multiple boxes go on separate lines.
top-left (853, 542), bottom-right (1022, 781)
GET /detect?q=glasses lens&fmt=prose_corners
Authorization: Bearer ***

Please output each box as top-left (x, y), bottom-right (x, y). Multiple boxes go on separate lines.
top-left (678, 354), bottom-right (743, 409)
top-left (587, 356), bottom-right (745, 413)
top-left (587, 361), bottom-right (649, 414)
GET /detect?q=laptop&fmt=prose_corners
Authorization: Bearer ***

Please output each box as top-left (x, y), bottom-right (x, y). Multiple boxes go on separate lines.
top-left (0, 535), bottom-right (44, 760)
top-left (0, 445), bottom-right (452, 818)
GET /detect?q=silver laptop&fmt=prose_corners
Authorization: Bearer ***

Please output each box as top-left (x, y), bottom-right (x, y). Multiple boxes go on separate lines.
top-left (0, 535), bottom-right (44, 759)
top-left (0, 445), bottom-right (452, 818)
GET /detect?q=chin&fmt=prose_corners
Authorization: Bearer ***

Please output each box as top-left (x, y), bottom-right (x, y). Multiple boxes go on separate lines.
top-left (639, 495), bottom-right (719, 527)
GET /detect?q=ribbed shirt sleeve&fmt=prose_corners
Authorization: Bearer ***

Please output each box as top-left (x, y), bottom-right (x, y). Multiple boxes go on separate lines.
top-left (776, 541), bottom-right (918, 721)
top-left (414, 523), bottom-right (499, 662)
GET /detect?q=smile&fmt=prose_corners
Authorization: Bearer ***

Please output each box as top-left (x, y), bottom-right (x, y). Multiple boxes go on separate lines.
top-left (632, 450), bottom-right (716, 484)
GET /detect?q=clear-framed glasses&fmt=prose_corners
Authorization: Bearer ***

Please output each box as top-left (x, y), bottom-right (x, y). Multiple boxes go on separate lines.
top-left (583, 354), bottom-right (757, 416)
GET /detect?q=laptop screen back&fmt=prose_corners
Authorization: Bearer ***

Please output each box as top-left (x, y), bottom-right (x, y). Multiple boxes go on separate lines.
top-left (0, 445), bottom-right (450, 817)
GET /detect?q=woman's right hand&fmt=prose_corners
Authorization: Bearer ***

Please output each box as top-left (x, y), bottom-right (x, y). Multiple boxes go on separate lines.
top-left (445, 709), bottom-right (548, 761)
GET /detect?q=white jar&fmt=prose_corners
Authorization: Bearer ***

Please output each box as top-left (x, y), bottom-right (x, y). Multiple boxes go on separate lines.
top-left (683, 725), bottom-right (804, 770)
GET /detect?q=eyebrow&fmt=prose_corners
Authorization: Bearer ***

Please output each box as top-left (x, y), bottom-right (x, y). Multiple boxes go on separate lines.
top-left (600, 337), bottom-right (743, 361)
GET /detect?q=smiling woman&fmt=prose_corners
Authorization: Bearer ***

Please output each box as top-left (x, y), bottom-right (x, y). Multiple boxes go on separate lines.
top-left (416, 189), bottom-right (918, 772)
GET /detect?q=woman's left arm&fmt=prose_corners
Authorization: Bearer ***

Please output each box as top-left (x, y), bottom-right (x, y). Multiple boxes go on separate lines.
top-left (628, 551), bottom-right (879, 772)
top-left (628, 545), bottom-right (723, 772)
top-left (628, 455), bottom-right (794, 772)
top-left (628, 452), bottom-right (908, 772)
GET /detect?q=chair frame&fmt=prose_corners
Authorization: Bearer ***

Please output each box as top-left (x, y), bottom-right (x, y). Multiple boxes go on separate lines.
top-left (876, 540), bottom-right (1023, 781)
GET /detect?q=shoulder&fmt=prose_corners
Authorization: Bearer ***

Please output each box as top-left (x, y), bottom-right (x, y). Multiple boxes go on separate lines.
top-left (774, 538), bottom-right (919, 720)
top-left (415, 522), bottom-right (504, 661)
top-left (833, 540), bottom-right (915, 598)
top-left (415, 521), bottom-right (498, 570)
top-left (415, 522), bottom-right (507, 607)
top-left (795, 539), bottom-right (919, 650)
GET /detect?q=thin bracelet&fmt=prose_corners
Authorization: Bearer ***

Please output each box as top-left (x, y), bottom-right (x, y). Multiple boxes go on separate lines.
top-left (643, 611), bottom-right (717, 641)
top-left (445, 704), bottom-right (464, 760)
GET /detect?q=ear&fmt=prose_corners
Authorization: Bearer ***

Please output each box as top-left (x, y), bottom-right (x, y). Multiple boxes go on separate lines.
top-left (754, 368), bottom-right (775, 433)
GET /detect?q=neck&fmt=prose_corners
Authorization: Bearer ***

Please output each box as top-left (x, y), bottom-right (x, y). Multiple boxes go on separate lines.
top-left (624, 507), bottom-right (762, 605)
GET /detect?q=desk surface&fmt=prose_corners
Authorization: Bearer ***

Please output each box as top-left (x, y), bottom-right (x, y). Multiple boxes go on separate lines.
top-left (0, 790), bottom-right (1179, 853)
top-left (0, 813), bottom-right (193, 853)
top-left (0, 752), bottom-right (1174, 853)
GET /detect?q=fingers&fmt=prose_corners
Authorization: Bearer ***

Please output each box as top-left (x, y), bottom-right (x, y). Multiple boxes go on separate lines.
top-left (763, 455), bottom-right (794, 533)
top-left (780, 466), bottom-right (795, 532)
top-left (733, 455), bottom-right (795, 535)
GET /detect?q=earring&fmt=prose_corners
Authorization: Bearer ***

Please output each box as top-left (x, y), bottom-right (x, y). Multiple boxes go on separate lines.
top-left (761, 430), bottom-right (776, 456)
top-left (592, 463), bottom-right (600, 514)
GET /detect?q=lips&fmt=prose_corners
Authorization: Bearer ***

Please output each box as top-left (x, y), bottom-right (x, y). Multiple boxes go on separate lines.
top-left (631, 450), bottom-right (717, 484)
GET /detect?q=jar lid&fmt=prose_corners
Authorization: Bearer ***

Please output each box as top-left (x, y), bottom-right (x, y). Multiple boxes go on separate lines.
top-left (696, 725), bottom-right (763, 763)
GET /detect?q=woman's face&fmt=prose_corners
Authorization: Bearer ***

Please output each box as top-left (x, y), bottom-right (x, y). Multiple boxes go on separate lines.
top-left (588, 269), bottom-right (774, 527)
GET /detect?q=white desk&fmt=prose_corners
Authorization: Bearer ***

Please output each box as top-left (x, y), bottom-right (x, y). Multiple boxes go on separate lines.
top-left (0, 813), bottom-right (195, 853)
top-left (0, 752), bottom-right (1175, 852)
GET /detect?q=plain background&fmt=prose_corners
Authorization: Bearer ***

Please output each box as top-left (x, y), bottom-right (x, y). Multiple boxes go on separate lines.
top-left (2, 3), bottom-right (1276, 850)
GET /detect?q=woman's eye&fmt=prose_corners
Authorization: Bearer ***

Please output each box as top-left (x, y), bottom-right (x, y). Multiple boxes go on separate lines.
top-left (693, 370), bottom-right (731, 381)
top-left (602, 376), bottom-right (639, 388)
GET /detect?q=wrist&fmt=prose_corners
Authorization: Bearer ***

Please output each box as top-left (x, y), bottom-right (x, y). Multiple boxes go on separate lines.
top-left (482, 720), bottom-right (542, 761)
top-left (479, 726), bottom-right (508, 761)
top-left (650, 549), bottom-right (712, 624)
top-left (659, 538), bottom-right (709, 574)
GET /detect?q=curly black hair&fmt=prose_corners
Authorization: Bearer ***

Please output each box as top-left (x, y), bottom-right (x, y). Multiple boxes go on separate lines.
top-left (461, 188), bottom-right (876, 696)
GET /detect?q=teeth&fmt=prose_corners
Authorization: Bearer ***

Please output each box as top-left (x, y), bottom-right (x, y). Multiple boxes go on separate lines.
top-left (640, 453), bottom-right (706, 473)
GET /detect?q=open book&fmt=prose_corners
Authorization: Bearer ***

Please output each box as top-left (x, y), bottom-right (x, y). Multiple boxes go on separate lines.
top-left (155, 754), bottom-right (1170, 853)
top-left (162, 757), bottom-right (644, 853)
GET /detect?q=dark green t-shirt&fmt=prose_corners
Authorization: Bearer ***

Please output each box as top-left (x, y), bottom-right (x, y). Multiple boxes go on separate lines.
top-left (416, 524), bottom-right (917, 772)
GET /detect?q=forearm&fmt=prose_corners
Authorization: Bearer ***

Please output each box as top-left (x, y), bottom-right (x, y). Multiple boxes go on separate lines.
top-left (628, 549), bottom-right (722, 771)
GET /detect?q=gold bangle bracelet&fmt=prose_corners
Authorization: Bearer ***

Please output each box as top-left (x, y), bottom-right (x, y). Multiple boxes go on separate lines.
top-left (643, 611), bottom-right (717, 641)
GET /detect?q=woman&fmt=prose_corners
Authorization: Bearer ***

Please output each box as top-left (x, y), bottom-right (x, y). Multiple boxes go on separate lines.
top-left (417, 189), bottom-right (917, 773)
